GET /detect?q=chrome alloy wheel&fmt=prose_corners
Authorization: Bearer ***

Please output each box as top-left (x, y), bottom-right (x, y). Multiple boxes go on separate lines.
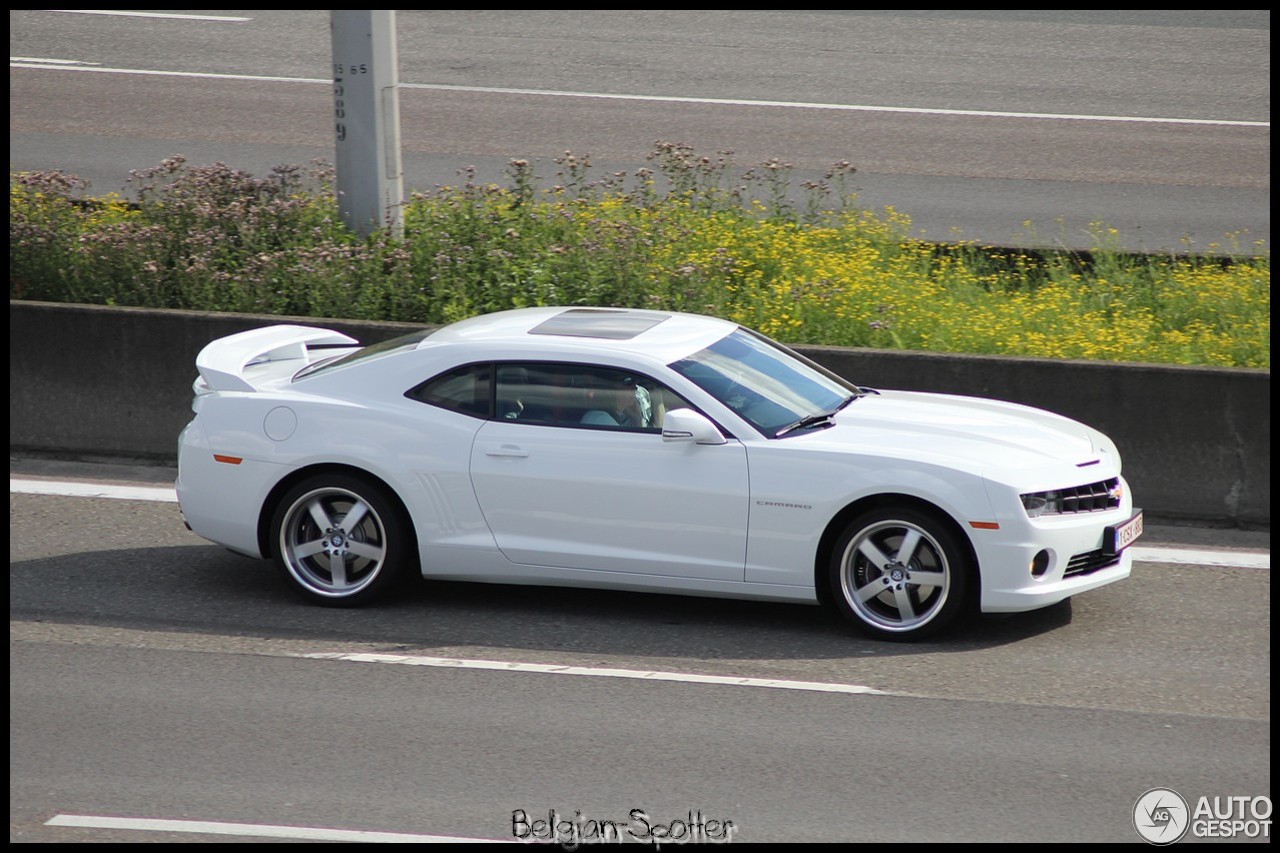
top-left (278, 486), bottom-right (388, 599)
top-left (838, 518), bottom-right (954, 635)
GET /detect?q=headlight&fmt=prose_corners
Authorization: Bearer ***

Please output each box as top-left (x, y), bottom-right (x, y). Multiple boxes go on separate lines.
top-left (1020, 490), bottom-right (1063, 518)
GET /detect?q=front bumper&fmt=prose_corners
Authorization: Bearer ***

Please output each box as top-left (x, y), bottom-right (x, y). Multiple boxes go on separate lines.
top-left (972, 506), bottom-right (1140, 613)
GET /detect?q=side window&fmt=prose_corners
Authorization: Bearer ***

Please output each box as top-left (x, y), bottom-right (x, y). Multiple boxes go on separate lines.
top-left (407, 363), bottom-right (492, 418)
top-left (496, 363), bottom-right (691, 432)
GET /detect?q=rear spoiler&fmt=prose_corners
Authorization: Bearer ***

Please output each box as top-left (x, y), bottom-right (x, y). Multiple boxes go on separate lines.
top-left (195, 325), bottom-right (360, 392)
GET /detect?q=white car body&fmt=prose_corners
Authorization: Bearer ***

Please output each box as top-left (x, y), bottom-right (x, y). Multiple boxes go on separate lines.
top-left (177, 306), bottom-right (1140, 640)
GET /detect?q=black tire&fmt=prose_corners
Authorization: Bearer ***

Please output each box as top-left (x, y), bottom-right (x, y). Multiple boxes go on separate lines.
top-left (269, 473), bottom-right (410, 606)
top-left (828, 506), bottom-right (971, 641)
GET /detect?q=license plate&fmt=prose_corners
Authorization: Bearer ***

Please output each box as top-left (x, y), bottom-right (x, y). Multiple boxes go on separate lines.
top-left (1106, 509), bottom-right (1144, 555)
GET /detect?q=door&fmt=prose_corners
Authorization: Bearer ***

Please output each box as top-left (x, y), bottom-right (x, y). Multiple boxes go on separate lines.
top-left (469, 363), bottom-right (749, 580)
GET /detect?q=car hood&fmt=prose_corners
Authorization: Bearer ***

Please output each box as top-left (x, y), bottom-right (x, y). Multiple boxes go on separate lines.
top-left (807, 389), bottom-right (1112, 471)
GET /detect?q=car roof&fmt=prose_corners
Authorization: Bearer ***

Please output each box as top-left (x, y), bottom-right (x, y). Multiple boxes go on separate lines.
top-left (422, 306), bottom-right (740, 364)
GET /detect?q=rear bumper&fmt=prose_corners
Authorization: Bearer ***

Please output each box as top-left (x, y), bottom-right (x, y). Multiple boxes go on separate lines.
top-left (177, 420), bottom-right (279, 558)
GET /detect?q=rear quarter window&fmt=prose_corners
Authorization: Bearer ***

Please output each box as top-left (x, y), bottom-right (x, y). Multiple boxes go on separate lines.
top-left (406, 363), bottom-right (493, 418)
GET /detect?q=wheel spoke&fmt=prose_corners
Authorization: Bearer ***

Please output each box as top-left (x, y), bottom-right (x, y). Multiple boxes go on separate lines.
top-left (909, 569), bottom-right (947, 589)
top-left (328, 553), bottom-right (350, 588)
top-left (307, 498), bottom-right (334, 531)
top-left (854, 576), bottom-right (889, 603)
top-left (341, 500), bottom-right (370, 532)
top-left (347, 540), bottom-right (384, 562)
top-left (293, 538), bottom-right (326, 559)
top-left (894, 528), bottom-right (923, 566)
top-left (855, 538), bottom-right (892, 571)
top-left (892, 585), bottom-right (919, 622)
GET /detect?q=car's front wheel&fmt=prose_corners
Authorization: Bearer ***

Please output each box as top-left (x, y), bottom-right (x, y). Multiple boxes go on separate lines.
top-left (828, 507), bottom-right (971, 641)
top-left (270, 474), bottom-right (410, 606)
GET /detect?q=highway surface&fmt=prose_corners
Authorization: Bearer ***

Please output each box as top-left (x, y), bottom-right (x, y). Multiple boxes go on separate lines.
top-left (9, 9), bottom-right (1270, 252)
top-left (10, 457), bottom-right (1271, 843)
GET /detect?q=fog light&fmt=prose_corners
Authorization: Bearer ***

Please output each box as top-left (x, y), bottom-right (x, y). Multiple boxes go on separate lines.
top-left (1030, 549), bottom-right (1051, 578)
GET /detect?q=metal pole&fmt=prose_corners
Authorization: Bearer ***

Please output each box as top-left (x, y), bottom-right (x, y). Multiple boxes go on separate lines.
top-left (330, 10), bottom-right (404, 238)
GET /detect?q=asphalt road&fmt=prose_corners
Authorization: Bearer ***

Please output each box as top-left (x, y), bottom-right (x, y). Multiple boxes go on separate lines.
top-left (8, 9), bottom-right (1270, 252)
top-left (9, 458), bottom-right (1271, 843)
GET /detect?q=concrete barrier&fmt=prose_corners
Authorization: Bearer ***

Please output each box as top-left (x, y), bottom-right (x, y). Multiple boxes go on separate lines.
top-left (9, 300), bottom-right (1270, 527)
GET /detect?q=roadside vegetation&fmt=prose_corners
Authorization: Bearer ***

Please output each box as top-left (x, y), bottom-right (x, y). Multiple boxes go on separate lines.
top-left (9, 142), bottom-right (1269, 368)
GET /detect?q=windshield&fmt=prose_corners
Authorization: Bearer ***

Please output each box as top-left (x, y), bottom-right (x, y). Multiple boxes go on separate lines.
top-left (669, 328), bottom-right (860, 437)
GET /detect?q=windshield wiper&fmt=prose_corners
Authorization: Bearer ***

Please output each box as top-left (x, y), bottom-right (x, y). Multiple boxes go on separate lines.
top-left (775, 413), bottom-right (835, 437)
top-left (774, 392), bottom-right (864, 438)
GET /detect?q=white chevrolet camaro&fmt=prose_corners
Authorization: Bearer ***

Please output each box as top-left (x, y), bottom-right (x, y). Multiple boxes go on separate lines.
top-left (177, 306), bottom-right (1142, 640)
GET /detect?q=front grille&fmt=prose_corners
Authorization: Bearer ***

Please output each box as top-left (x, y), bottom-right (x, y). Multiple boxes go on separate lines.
top-left (1064, 548), bottom-right (1122, 577)
top-left (1022, 477), bottom-right (1122, 517)
top-left (1058, 478), bottom-right (1122, 513)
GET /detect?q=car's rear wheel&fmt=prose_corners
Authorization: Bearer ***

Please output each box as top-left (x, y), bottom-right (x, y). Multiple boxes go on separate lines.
top-left (270, 474), bottom-right (409, 606)
top-left (829, 507), bottom-right (971, 641)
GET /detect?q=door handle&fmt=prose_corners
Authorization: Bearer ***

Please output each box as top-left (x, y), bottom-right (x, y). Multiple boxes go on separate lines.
top-left (485, 445), bottom-right (529, 458)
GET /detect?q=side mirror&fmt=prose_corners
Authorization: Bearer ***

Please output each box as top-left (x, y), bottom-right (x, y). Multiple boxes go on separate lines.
top-left (661, 408), bottom-right (728, 445)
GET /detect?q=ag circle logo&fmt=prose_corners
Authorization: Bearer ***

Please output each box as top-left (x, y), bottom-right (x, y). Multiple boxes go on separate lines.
top-left (1134, 787), bottom-right (1190, 845)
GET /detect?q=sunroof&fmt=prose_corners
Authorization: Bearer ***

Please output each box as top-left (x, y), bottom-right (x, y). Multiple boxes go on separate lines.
top-left (528, 308), bottom-right (669, 340)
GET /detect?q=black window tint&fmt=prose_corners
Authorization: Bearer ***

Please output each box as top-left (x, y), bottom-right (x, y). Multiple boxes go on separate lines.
top-left (408, 363), bottom-right (492, 418)
top-left (496, 362), bottom-right (691, 432)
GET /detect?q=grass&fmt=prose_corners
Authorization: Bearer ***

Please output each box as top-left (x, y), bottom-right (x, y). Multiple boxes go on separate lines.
top-left (9, 142), bottom-right (1270, 368)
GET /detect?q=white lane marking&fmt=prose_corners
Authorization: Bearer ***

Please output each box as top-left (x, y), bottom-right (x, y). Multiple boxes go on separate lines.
top-left (1130, 545), bottom-right (1269, 570)
top-left (10, 478), bottom-right (1268, 568)
top-left (303, 652), bottom-right (889, 695)
top-left (45, 814), bottom-right (503, 843)
top-left (6, 60), bottom-right (1267, 128)
top-left (10, 56), bottom-right (100, 65)
top-left (11, 478), bottom-right (178, 503)
top-left (42, 10), bottom-right (251, 21)
top-left (8, 62), bottom-right (318, 84)
top-left (397, 83), bottom-right (1271, 128)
